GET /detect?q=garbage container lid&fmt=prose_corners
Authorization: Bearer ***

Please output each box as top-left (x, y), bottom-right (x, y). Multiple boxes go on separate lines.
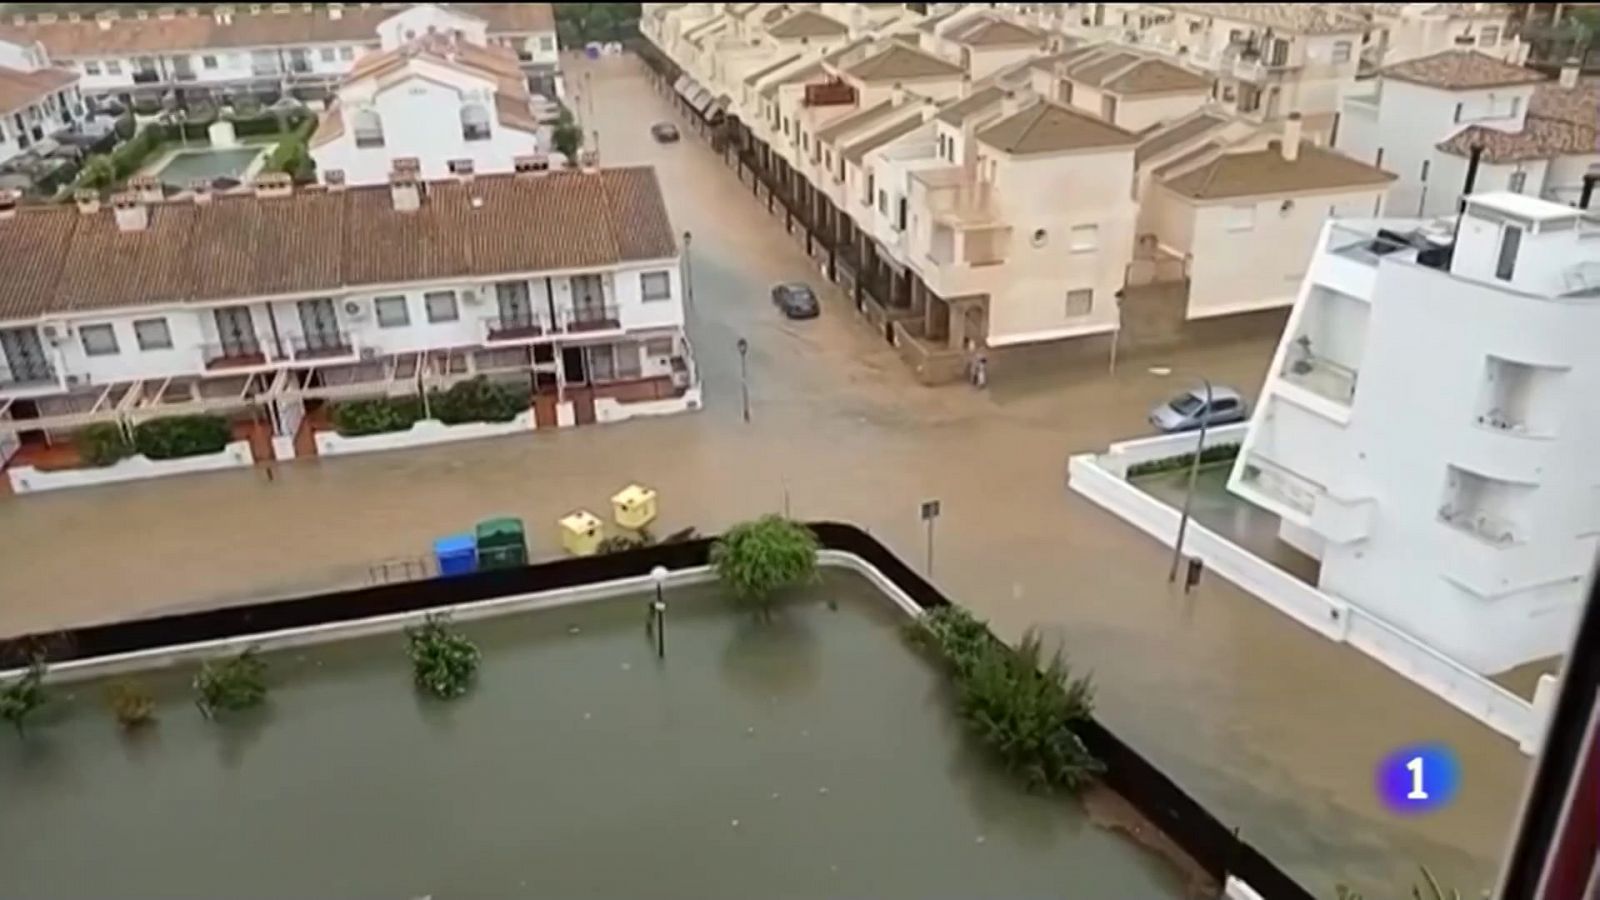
top-left (611, 484), bottom-right (655, 507)
top-left (475, 517), bottom-right (525, 544)
top-left (434, 533), bottom-right (476, 555)
top-left (560, 510), bottom-right (602, 532)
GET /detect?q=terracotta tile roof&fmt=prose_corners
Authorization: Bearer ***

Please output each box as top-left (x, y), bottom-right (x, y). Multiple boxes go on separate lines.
top-left (976, 100), bottom-right (1137, 155)
top-left (0, 168), bottom-right (676, 321)
top-left (1104, 60), bottom-right (1211, 95)
top-left (844, 44), bottom-right (963, 82)
top-left (1381, 50), bottom-right (1545, 90)
top-left (0, 3), bottom-right (555, 57)
top-left (944, 16), bottom-right (1044, 48)
top-left (0, 65), bottom-right (77, 116)
top-left (815, 99), bottom-right (895, 142)
top-left (494, 91), bottom-right (538, 134)
top-left (309, 105), bottom-right (344, 149)
top-left (759, 61), bottom-right (822, 99)
top-left (1161, 142), bottom-right (1396, 200)
top-left (761, 6), bottom-right (792, 26)
top-left (1069, 51), bottom-right (1141, 85)
top-left (1024, 45), bottom-right (1086, 73)
top-left (842, 114), bottom-right (924, 164)
top-left (914, 9), bottom-right (957, 34)
top-left (1152, 3), bottom-right (1366, 34)
top-left (1435, 78), bottom-right (1600, 162)
top-left (1135, 112), bottom-right (1229, 166)
top-left (935, 86), bottom-right (1005, 125)
top-left (767, 10), bottom-right (848, 39)
top-left (820, 35), bottom-right (875, 68)
top-left (743, 53), bottom-right (802, 85)
top-left (1531, 76), bottom-right (1600, 131)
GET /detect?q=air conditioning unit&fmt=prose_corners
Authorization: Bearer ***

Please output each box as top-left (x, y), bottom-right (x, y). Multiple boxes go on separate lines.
top-left (40, 323), bottom-right (63, 342)
top-left (343, 300), bottom-right (367, 319)
top-left (64, 374), bottom-right (85, 387)
top-left (461, 288), bottom-right (485, 306)
top-left (359, 347), bottom-right (379, 361)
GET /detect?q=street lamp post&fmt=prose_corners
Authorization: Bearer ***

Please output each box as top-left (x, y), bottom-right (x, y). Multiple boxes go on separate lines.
top-left (1168, 377), bottom-right (1214, 585)
top-left (682, 230), bottom-right (695, 311)
top-left (736, 338), bottom-right (751, 423)
top-left (650, 565), bottom-right (668, 659)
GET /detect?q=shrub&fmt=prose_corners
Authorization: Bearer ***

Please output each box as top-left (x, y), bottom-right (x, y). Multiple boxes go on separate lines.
top-left (77, 154), bottom-right (117, 191)
top-left (1335, 866), bottom-right (1460, 900)
top-left (405, 615), bottom-right (481, 700)
top-left (0, 657), bottom-right (47, 738)
top-left (1125, 443), bottom-right (1241, 479)
top-left (263, 115), bottom-right (318, 184)
top-left (193, 648), bottom-right (267, 719)
top-left (78, 422), bottom-right (133, 467)
top-left (107, 679), bottom-right (156, 729)
top-left (909, 606), bottom-right (1102, 793)
top-left (113, 111), bottom-right (137, 140)
top-left (332, 397), bottom-right (423, 437)
top-left (710, 516), bottom-right (819, 616)
top-left (429, 377), bottom-right (525, 425)
top-left (133, 414), bottom-right (231, 460)
top-left (552, 108), bottom-right (584, 162)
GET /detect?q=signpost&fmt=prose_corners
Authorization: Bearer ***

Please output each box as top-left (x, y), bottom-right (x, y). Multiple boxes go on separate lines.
top-left (920, 499), bottom-right (941, 577)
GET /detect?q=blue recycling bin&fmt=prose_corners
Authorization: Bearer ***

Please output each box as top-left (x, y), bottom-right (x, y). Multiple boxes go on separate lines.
top-left (433, 533), bottom-right (478, 578)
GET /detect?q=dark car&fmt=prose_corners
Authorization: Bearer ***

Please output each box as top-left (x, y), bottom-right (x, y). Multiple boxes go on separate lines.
top-left (650, 122), bottom-right (680, 143)
top-left (771, 282), bottom-right (820, 319)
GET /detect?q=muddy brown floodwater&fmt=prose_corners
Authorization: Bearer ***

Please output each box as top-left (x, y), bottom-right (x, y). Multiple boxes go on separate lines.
top-left (0, 53), bottom-right (1531, 898)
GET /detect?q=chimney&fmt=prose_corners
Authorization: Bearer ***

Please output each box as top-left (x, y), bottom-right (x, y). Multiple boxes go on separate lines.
top-left (1281, 112), bottom-right (1302, 161)
top-left (0, 189), bottom-right (18, 221)
top-left (74, 189), bottom-right (102, 215)
top-left (111, 192), bottom-right (149, 232)
top-left (393, 156), bottom-right (421, 176)
top-left (1579, 172), bottom-right (1597, 211)
top-left (128, 173), bottom-right (164, 204)
top-left (1000, 89), bottom-right (1023, 118)
top-left (252, 171), bottom-right (293, 198)
top-left (848, 4), bottom-right (866, 37)
top-left (450, 159), bottom-right (475, 182)
top-left (190, 179), bottom-right (213, 204)
top-left (324, 168), bottom-right (347, 191)
top-left (389, 171), bottom-right (421, 212)
top-left (579, 148), bottom-right (601, 172)
top-left (891, 81), bottom-right (906, 106)
top-left (1560, 59), bottom-right (1581, 90)
top-left (921, 95), bottom-right (938, 123)
top-left (1460, 143), bottom-right (1484, 210)
top-left (959, 73), bottom-right (973, 98)
top-left (329, 5), bottom-right (343, 20)
top-left (513, 153), bottom-right (550, 175)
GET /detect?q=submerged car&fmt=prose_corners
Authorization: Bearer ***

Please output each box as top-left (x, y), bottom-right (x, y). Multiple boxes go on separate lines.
top-left (1150, 385), bottom-right (1248, 433)
top-left (771, 282), bottom-right (820, 319)
top-left (650, 122), bottom-right (680, 143)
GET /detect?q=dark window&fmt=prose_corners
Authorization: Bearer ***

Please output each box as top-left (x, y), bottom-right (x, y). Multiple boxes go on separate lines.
top-left (1453, 102), bottom-right (1463, 123)
top-left (1495, 225), bottom-right (1521, 281)
top-left (896, 197), bottom-right (907, 231)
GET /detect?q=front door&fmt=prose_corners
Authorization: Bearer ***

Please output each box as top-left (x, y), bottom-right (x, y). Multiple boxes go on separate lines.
top-left (297, 298), bottom-right (341, 354)
top-left (0, 328), bottom-right (51, 383)
top-left (214, 307), bottom-right (259, 358)
top-left (570, 274), bottom-right (606, 326)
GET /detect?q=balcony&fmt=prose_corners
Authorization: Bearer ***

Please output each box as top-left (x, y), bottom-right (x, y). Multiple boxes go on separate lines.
top-left (1280, 350), bottom-right (1358, 407)
top-left (462, 124), bottom-right (492, 142)
top-left (0, 365), bottom-right (57, 391)
top-left (131, 70), bottom-right (161, 85)
top-left (202, 342), bottom-right (270, 371)
top-left (289, 332), bottom-right (354, 362)
top-left (1236, 453), bottom-right (1320, 520)
top-left (485, 315), bottom-right (552, 342)
top-left (565, 305), bottom-right (621, 333)
top-left (354, 132), bottom-right (385, 149)
top-left (1439, 505), bottom-right (1523, 547)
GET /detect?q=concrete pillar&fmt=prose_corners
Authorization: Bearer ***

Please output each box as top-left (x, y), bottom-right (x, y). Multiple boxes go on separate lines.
top-left (947, 301), bottom-right (966, 349)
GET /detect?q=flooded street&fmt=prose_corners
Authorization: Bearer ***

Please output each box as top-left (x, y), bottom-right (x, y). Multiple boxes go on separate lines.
top-left (0, 53), bottom-right (1529, 897)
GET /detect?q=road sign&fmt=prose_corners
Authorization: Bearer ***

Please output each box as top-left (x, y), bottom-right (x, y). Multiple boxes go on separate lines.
top-left (920, 499), bottom-right (941, 521)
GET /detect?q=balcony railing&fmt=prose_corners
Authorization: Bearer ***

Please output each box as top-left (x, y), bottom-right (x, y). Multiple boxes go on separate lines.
top-left (1439, 505), bottom-right (1523, 547)
top-left (485, 315), bottom-right (551, 341)
top-left (202, 342), bottom-right (270, 370)
top-left (0, 365), bottom-right (56, 390)
top-left (1238, 454), bottom-right (1319, 516)
top-left (565, 304), bottom-right (621, 332)
top-left (354, 132), bottom-right (385, 149)
top-left (131, 70), bottom-right (161, 84)
top-left (289, 332), bottom-right (353, 361)
top-left (462, 124), bottom-right (492, 142)
top-left (1281, 351), bottom-right (1358, 405)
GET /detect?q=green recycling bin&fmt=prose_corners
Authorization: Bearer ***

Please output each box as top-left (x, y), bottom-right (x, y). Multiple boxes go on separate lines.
top-left (475, 517), bottom-right (528, 570)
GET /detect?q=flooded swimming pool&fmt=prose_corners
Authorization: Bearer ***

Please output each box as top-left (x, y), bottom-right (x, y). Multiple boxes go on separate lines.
top-left (0, 570), bottom-right (1190, 898)
top-left (150, 146), bottom-right (264, 187)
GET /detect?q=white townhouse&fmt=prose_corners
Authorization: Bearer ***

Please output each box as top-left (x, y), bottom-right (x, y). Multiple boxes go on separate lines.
top-left (1228, 192), bottom-right (1600, 674)
top-left (0, 163), bottom-right (699, 474)
top-left (0, 36), bottom-right (84, 168)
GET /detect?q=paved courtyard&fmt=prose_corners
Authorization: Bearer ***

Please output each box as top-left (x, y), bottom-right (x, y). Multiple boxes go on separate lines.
top-left (0, 53), bottom-right (1529, 896)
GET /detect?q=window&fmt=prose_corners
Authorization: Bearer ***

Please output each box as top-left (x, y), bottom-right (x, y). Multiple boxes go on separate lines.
top-left (1065, 289), bottom-right (1093, 317)
top-left (1420, 160), bottom-right (1430, 182)
top-left (352, 108), bottom-right (384, 148)
top-left (1332, 41), bottom-right (1352, 62)
top-left (105, 60), bottom-right (122, 75)
top-left (424, 291), bottom-right (458, 323)
top-left (640, 271), bottom-right (672, 302)
top-left (896, 197), bottom-right (907, 231)
top-left (878, 190), bottom-right (888, 215)
top-left (460, 102), bottom-right (491, 141)
top-left (1069, 224), bottom-right (1099, 252)
top-left (539, 35), bottom-right (555, 52)
top-left (448, 159), bottom-right (473, 174)
top-left (375, 296), bottom-right (410, 327)
top-left (1495, 225), bottom-right (1521, 281)
top-left (646, 336), bottom-right (675, 357)
top-left (1508, 170), bottom-right (1527, 193)
top-left (80, 323), bottom-right (119, 356)
top-left (320, 47), bottom-right (336, 62)
top-left (84, 60), bottom-right (101, 76)
top-left (1225, 205), bottom-right (1256, 232)
top-left (1509, 97), bottom-right (1521, 118)
top-left (134, 318), bottom-right (172, 350)
top-left (1453, 102), bottom-right (1463, 123)
top-left (201, 54), bottom-right (217, 69)
top-left (339, 46), bottom-right (355, 61)
top-left (864, 174), bottom-right (874, 206)
top-left (1480, 26), bottom-right (1499, 46)
top-left (1375, 147), bottom-right (1384, 167)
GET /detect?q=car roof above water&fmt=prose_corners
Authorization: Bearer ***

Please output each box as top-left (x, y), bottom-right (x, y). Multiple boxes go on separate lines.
top-left (1179, 385), bottom-right (1243, 403)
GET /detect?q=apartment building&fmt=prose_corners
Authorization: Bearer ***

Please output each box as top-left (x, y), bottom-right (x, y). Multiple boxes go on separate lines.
top-left (310, 28), bottom-right (543, 185)
top-left (1029, 42), bottom-right (1213, 131)
top-left (0, 3), bottom-right (561, 103)
top-left (0, 164), bottom-right (699, 477)
top-left (1227, 192), bottom-right (1600, 673)
top-left (1339, 52), bottom-right (1598, 216)
top-left (1347, 3), bottom-right (1526, 70)
top-left (0, 37), bottom-right (84, 168)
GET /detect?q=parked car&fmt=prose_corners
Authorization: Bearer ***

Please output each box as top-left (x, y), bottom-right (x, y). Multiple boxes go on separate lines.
top-left (1149, 385), bottom-right (1248, 433)
top-left (650, 122), bottom-right (680, 143)
top-left (771, 282), bottom-right (820, 319)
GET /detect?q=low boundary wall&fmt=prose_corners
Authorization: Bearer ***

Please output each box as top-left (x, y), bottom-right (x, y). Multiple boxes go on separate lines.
top-left (7, 440), bottom-right (254, 494)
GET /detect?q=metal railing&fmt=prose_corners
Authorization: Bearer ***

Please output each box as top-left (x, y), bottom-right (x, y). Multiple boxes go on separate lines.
top-left (1238, 454), bottom-right (1319, 515)
top-left (485, 315), bottom-right (550, 341)
top-left (1439, 506), bottom-right (1522, 547)
top-left (1281, 352), bottom-right (1358, 404)
top-left (354, 133), bottom-right (385, 149)
top-left (565, 304), bottom-right (621, 332)
top-left (289, 332), bottom-right (353, 361)
top-left (0, 365), bottom-right (56, 389)
top-left (1324, 224), bottom-right (1415, 264)
top-left (201, 341), bottom-right (269, 369)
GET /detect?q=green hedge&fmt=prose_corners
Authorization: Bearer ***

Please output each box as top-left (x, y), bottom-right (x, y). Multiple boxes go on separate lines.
top-left (1125, 443), bottom-right (1241, 479)
top-left (262, 115), bottom-right (318, 184)
top-left (132, 415), bottom-right (232, 460)
top-left (332, 397), bottom-right (423, 437)
top-left (78, 423), bottom-right (132, 467)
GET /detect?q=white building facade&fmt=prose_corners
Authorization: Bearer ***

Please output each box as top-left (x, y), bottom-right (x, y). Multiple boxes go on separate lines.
top-left (0, 37), bottom-right (84, 167)
top-left (1228, 193), bottom-right (1600, 673)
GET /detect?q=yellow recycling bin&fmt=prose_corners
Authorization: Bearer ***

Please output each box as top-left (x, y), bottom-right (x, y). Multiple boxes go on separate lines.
top-left (559, 510), bottom-right (605, 557)
top-left (611, 483), bottom-right (659, 531)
